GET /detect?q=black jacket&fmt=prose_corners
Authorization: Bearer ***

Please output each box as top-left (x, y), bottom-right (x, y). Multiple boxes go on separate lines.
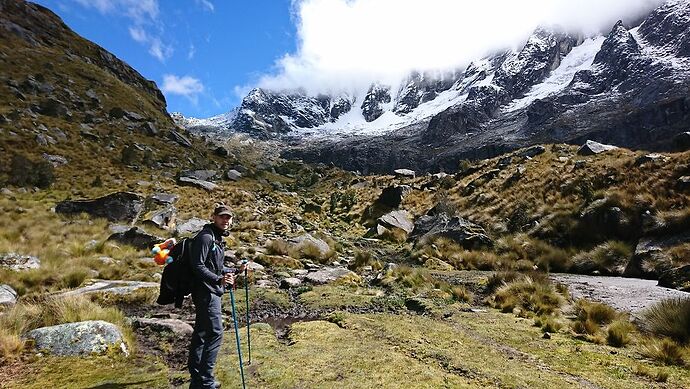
top-left (190, 223), bottom-right (227, 296)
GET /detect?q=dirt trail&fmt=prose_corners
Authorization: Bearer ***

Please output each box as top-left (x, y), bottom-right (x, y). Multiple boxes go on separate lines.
top-left (550, 273), bottom-right (690, 315)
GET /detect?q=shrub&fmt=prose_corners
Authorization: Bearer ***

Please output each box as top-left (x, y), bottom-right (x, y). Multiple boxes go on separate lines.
top-left (571, 241), bottom-right (632, 275)
top-left (448, 285), bottom-right (472, 303)
top-left (638, 297), bottom-right (690, 344)
top-left (350, 250), bottom-right (382, 271)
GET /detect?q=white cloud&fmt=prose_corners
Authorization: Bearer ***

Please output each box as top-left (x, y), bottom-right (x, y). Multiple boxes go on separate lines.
top-left (74, 0), bottom-right (170, 62)
top-left (162, 74), bottom-right (205, 103)
top-left (256, 0), bottom-right (666, 95)
top-left (195, 0), bottom-right (215, 12)
top-left (188, 43), bottom-right (196, 60)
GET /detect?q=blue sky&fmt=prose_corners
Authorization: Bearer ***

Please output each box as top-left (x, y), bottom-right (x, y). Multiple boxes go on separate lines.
top-left (33, 0), bottom-right (297, 118)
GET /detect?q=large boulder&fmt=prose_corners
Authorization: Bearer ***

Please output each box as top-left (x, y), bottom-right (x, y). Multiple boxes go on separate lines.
top-left (168, 130), bottom-right (192, 148)
top-left (577, 140), bottom-right (619, 156)
top-left (0, 284), bottom-right (18, 306)
top-left (377, 210), bottom-right (414, 234)
top-left (226, 169), bottom-right (242, 181)
top-left (658, 265), bottom-right (690, 292)
top-left (410, 211), bottom-right (492, 248)
top-left (624, 231), bottom-right (690, 278)
top-left (305, 267), bottom-right (360, 285)
top-left (55, 192), bottom-right (144, 224)
top-left (107, 227), bottom-right (162, 250)
top-left (149, 193), bottom-right (179, 205)
top-left (376, 185), bottom-right (412, 208)
top-left (394, 169), bottom-right (416, 178)
top-left (516, 145), bottom-right (546, 159)
top-left (291, 234), bottom-right (331, 258)
top-left (0, 252), bottom-right (40, 271)
top-left (26, 320), bottom-right (128, 356)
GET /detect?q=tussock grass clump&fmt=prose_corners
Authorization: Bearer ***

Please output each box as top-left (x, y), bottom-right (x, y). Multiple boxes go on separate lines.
top-left (606, 319), bottom-right (635, 347)
top-left (534, 316), bottom-right (563, 333)
top-left (633, 365), bottom-right (669, 383)
top-left (349, 250), bottom-right (382, 271)
top-left (639, 338), bottom-right (687, 366)
top-left (0, 295), bottom-right (133, 363)
top-left (571, 300), bottom-right (617, 337)
top-left (490, 276), bottom-right (563, 317)
top-left (638, 297), bottom-right (690, 344)
top-left (494, 234), bottom-right (572, 272)
top-left (571, 241), bottom-right (632, 275)
top-left (378, 266), bottom-right (471, 304)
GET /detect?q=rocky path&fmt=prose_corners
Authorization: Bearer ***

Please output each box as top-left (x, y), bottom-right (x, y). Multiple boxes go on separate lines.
top-left (550, 273), bottom-right (690, 315)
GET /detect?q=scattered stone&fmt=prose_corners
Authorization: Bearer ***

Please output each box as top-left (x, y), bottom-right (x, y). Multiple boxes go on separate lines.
top-left (658, 265), bottom-right (690, 292)
top-left (26, 320), bottom-right (128, 356)
top-left (255, 280), bottom-right (275, 288)
top-left (496, 156), bottom-right (513, 169)
top-left (1, 188), bottom-right (13, 196)
top-left (376, 185), bottom-right (412, 208)
top-left (577, 140), bottom-right (618, 156)
top-left (393, 169), bottom-right (416, 178)
top-left (423, 257), bottom-right (454, 271)
top-left (634, 153), bottom-right (666, 166)
top-left (178, 176), bottom-right (218, 191)
top-left (292, 269), bottom-right (309, 278)
top-left (175, 218), bottom-right (208, 235)
top-left (124, 111), bottom-right (145, 121)
top-left (517, 145), bottom-right (546, 159)
top-left (410, 210), bottom-right (492, 249)
top-left (214, 146), bottom-right (229, 157)
top-left (377, 210), bottom-right (414, 234)
top-left (246, 262), bottom-right (265, 272)
top-left (624, 232), bottom-right (690, 278)
top-left (305, 267), bottom-right (360, 285)
top-left (0, 253), bottom-right (41, 271)
top-left (0, 284), bottom-right (18, 306)
top-left (42, 153), bottom-right (68, 167)
top-left (150, 193), bottom-right (179, 205)
top-left (292, 234), bottom-right (331, 258)
top-left (107, 227), bottom-right (162, 250)
top-left (180, 170), bottom-right (217, 181)
top-left (226, 169), bottom-right (242, 181)
top-left (131, 317), bottom-right (193, 337)
top-left (57, 279), bottom-right (158, 297)
top-left (168, 130), bottom-right (192, 148)
top-left (573, 160), bottom-right (587, 169)
top-left (677, 176), bottom-right (690, 192)
top-left (108, 107), bottom-right (126, 119)
top-left (56, 192), bottom-right (144, 223)
top-left (36, 98), bottom-right (69, 118)
top-left (543, 332), bottom-right (551, 339)
top-left (280, 277), bottom-right (302, 289)
top-left (143, 206), bottom-right (176, 230)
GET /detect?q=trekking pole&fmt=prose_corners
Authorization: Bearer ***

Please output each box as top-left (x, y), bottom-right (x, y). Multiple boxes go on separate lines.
top-left (244, 265), bottom-right (251, 365)
top-left (229, 284), bottom-right (247, 389)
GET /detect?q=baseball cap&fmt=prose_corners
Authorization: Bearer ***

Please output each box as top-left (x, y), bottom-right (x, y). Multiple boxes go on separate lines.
top-left (213, 204), bottom-right (233, 217)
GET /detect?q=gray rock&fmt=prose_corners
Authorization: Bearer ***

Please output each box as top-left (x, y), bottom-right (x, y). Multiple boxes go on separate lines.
top-left (410, 211), bottom-right (492, 249)
top-left (140, 122), bottom-right (159, 136)
top-left (246, 262), bottom-right (265, 271)
top-left (180, 170), bottom-right (217, 181)
top-left (175, 217), bottom-right (208, 235)
top-left (377, 210), bottom-right (414, 234)
top-left (577, 140), bottom-right (618, 156)
top-left (0, 284), bottom-right (18, 306)
top-left (678, 176), bottom-right (690, 192)
top-left (143, 206), bottom-right (176, 230)
top-left (255, 280), bottom-right (275, 288)
top-left (26, 320), bottom-right (128, 356)
top-left (634, 153), bottom-right (666, 166)
top-left (107, 227), bottom-right (162, 250)
top-left (291, 269), bottom-right (309, 278)
top-left (168, 130), bottom-right (192, 148)
top-left (292, 234), bottom-right (331, 258)
top-left (1, 188), bottom-right (13, 196)
top-left (131, 317), bottom-right (193, 337)
top-left (658, 265), bottom-right (690, 292)
top-left (625, 232), bottom-right (690, 278)
top-left (305, 267), bottom-right (357, 285)
top-left (517, 145), bottom-right (545, 158)
top-left (0, 253), bottom-right (40, 271)
top-left (150, 193), bottom-right (179, 205)
top-left (226, 169), bottom-right (242, 181)
top-left (55, 192), bottom-right (144, 224)
top-left (42, 153), bottom-right (68, 167)
top-left (57, 279), bottom-right (158, 297)
top-left (280, 277), bottom-right (302, 289)
top-left (394, 169), bottom-right (416, 178)
top-left (178, 176), bottom-right (218, 191)
top-left (376, 185), bottom-right (412, 208)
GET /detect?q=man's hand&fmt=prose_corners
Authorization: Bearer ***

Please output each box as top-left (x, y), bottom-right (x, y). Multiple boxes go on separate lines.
top-left (221, 273), bottom-right (234, 287)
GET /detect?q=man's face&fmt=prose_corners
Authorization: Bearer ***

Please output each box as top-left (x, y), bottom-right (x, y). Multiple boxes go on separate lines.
top-left (212, 214), bottom-right (232, 231)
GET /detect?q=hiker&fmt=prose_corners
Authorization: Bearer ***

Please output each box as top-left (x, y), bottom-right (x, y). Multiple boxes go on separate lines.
top-left (188, 204), bottom-right (244, 389)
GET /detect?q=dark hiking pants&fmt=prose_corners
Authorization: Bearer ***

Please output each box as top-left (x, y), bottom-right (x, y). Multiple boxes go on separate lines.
top-left (189, 290), bottom-right (223, 389)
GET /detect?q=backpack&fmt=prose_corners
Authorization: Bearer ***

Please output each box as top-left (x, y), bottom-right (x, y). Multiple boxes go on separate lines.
top-left (156, 237), bottom-right (194, 308)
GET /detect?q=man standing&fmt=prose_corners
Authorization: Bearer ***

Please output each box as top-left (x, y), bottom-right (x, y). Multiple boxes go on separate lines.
top-left (188, 204), bottom-right (237, 389)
